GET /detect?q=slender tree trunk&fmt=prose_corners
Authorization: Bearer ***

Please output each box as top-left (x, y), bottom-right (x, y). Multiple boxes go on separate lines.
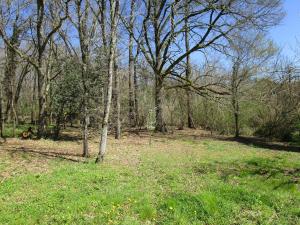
top-left (37, 69), bottom-right (47, 138)
top-left (0, 84), bottom-right (4, 138)
top-left (234, 103), bottom-right (239, 138)
top-left (184, 3), bottom-right (195, 129)
top-left (31, 74), bottom-right (37, 124)
top-left (75, 0), bottom-right (91, 158)
top-left (54, 104), bottom-right (64, 139)
top-left (133, 59), bottom-right (139, 126)
top-left (231, 62), bottom-right (240, 138)
top-left (82, 80), bottom-right (89, 157)
top-left (154, 75), bottom-right (167, 132)
top-left (114, 60), bottom-right (121, 139)
top-left (14, 64), bottom-right (29, 118)
top-left (128, 0), bottom-right (135, 126)
top-left (96, 0), bottom-right (119, 163)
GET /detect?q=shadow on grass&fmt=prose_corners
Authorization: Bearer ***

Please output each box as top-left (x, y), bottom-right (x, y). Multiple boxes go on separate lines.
top-left (194, 158), bottom-right (300, 189)
top-left (2, 146), bottom-right (85, 163)
top-left (52, 133), bottom-right (82, 143)
top-left (145, 128), bottom-right (300, 153)
top-left (225, 136), bottom-right (300, 153)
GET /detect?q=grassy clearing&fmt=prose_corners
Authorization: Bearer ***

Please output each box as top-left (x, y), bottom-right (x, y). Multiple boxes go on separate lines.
top-left (0, 130), bottom-right (299, 224)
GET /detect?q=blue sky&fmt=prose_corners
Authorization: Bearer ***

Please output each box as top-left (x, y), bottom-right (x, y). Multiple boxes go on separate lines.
top-left (269, 0), bottom-right (300, 57)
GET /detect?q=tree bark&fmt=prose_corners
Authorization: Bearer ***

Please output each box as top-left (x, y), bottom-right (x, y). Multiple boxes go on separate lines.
top-left (96, 0), bottom-right (119, 163)
top-left (3, 22), bottom-right (21, 123)
top-left (54, 104), bottom-right (64, 139)
top-left (37, 69), bottom-right (47, 138)
top-left (31, 74), bottom-right (37, 124)
top-left (231, 61), bottom-right (240, 138)
top-left (82, 79), bottom-right (90, 157)
top-left (0, 83), bottom-right (4, 138)
top-left (14, 64), bottom-right (29, 118)
top-left (133, 58), bottom-right (139, 126)
top-left (78, 1), bottom-right (90, 158)
top-left (154, 76), bottom-right (167, 132)
top-left (128, 0), bottom-right (135, 127)
top-left (234, 104), bottom-right (239, 138)
top-left (113, 60), bottom-right (121, 139)
top-left (184, 3), bottom-right (195, 129)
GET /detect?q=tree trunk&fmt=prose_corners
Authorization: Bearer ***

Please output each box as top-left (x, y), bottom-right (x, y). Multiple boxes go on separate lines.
top-left (3, 28), bottom-right (21, 123)
top-left (154, 76), bottom-right (167, 132)
top-left (234, 104), bottom-right (239, 138)
top-left (37, 69), bottom-right (47, 138)
top-left (128, 0), bottom-right (135, 127)
top-left (0, 84), bottom-right (4, 138)
top-left (114, 60), bottom-right (121, 139)
top-left (14, 64), bottom-right (29, 119)
top-left (231, 61), bottom-right (240, 138)
top-left (96, 0), bottom-right (119, 163)
top-left (82, 88), bottom-right (89, 157)
top-left (133, 59), bottom-right (139, 126)
top-left (54, 104), bottom-right (64, 139)
top-left (184, 3), bottom-right (195, 129)
top-left (31, 74), bottom-right (37, 124)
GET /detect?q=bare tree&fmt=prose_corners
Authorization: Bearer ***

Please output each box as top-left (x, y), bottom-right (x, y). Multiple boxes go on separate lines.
top-left (0, 0), bottom-right (70, 138)
top-left (228, 33), bottom-right (277, 137)
top-left (0, 0), bottom-right (30, 136)
top-left (96, 0), bottom-right (120, 163)
top-left (70, 0), bottom-right (98, 157)
top-left (124, 0), bottom-right (283, 132)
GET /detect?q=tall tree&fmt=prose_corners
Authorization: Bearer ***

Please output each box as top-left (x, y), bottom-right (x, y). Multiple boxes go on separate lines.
top-left (0, 0), bottom-right (70, 138)
top-left (227, 33), bottom-right (277, 137)
top-left (72, 0), bottom-right (98, 157)
top-left (128, 0), bottom-right (135, 126)
top-left (124, 0), bottom-right (283, 132)
top-left (184, 2), bottom-right (194, 128)
top-left (96, 0), bottom-right (120, 163)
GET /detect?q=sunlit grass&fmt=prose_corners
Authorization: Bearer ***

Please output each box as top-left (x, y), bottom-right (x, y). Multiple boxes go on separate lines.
top-left (0, 133), bottom-right (299, 224)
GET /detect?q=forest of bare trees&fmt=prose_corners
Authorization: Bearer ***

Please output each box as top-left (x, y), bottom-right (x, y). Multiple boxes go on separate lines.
top-left (0, 0), bottom-right (299, 162)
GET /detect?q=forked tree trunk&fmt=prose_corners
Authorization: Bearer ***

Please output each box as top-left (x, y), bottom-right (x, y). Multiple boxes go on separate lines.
top-left (96, 0), bottom-right (119, 163)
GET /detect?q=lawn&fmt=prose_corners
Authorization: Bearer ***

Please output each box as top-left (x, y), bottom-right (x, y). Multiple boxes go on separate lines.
top-left (0, 129), bottom-right (299, 224)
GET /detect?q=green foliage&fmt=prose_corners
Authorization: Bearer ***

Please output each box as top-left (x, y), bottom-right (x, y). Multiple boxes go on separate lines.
top-left (51, 60), bottom-right (83, 119)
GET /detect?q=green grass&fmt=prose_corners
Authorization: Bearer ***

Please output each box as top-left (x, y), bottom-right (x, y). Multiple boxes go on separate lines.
top-left (0, 137), bottom-right (299, 224)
